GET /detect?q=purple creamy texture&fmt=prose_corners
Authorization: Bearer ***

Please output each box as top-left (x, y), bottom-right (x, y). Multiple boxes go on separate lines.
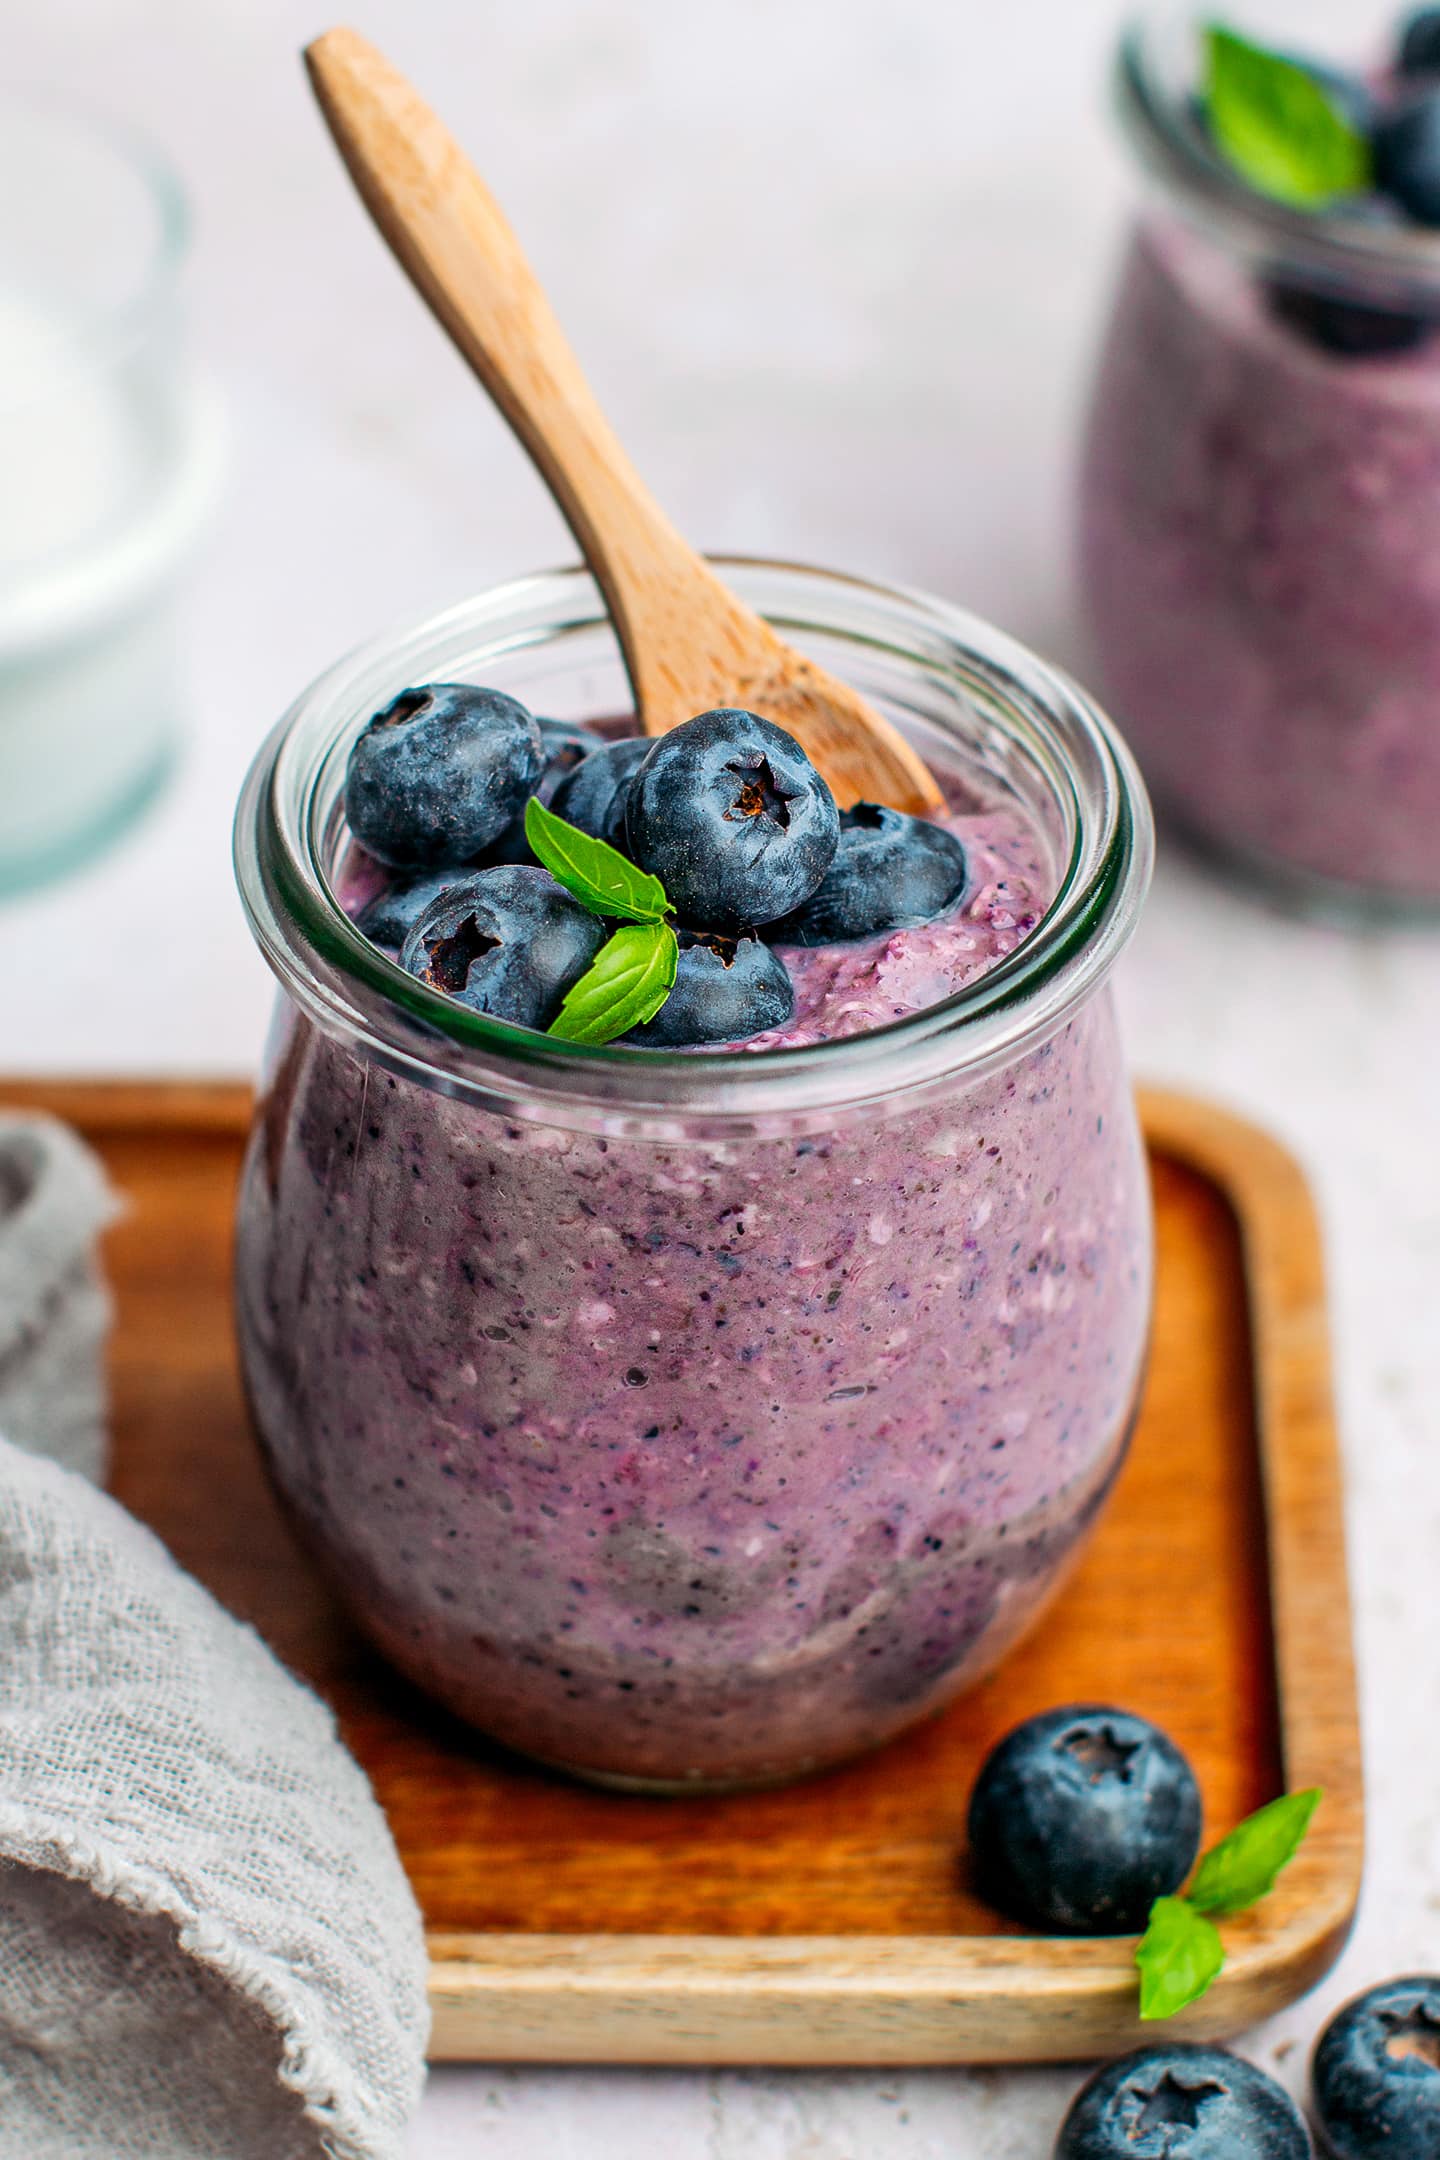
top-left (236, 757), bottom-right (1151, 1787)
top-left (1080, 217), bottom-right (1440, 905)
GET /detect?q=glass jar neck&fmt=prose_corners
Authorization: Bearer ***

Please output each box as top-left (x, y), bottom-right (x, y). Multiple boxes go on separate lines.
top-left (1118, 10), bottom-right (1440, 304)
top-left (235, 559), bottom-right (1152, 1141)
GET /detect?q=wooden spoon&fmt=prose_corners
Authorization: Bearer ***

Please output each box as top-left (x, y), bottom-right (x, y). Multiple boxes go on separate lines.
top-left (304, 28), bottom-right (943, 815)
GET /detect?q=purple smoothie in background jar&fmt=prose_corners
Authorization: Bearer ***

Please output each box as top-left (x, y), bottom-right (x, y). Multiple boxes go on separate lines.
top-left (233, 560), bottom-right (1154, 1791)
top-left (1079, 5), bottom-right (1440, 919)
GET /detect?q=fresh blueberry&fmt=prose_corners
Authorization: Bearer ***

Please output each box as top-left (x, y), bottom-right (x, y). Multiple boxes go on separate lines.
top-left (766, 802), bottom-right (968, 946)
top-left (968, 1705), bottom-right (1202, 1934)
top-left (626, 930), bottom-right (794, 1047)
top-left (626, 710), bottom-right (840, 932)
top-left (1264, 277), bottom-right (1435, 356)
top-left (355, 868), bottom-right (464, 950)
top-left (548, 736), bottom-right (650, 850)
top-left (1375, 87), bottom-right (1440, 226)
top-left (344, 684), bottom-right (544, 869)
top-left (1399, 9), bottom-right (1440, 77)
top-left (1312, 1976), bottom-right (1440, 2159)
top-left (484, 717), bottom-right (610, 864)
top-left (1056, 2044), bottom-right (1312, 2159)
top-left (398, 865), bottom-right (605, 1030)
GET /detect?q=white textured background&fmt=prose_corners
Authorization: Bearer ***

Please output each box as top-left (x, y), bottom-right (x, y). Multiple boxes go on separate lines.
top-left (5, 1), bottom-right (1440, 2152)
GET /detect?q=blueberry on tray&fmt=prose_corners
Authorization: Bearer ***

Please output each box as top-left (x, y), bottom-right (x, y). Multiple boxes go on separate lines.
top-left (625, 929), bottom-right (794, 1047)
top-left (1055, 2043), bottom-right (1312, 2159)
top-left (399, 865), bottom-right (605, 1030)
top-left (626, 708), bottom-right (840, 931)
top-left (344, 684), bottom-right (544, 868)
top-left (768, 801), bottom-right (967, 945)
top-left (1311, 1975), bottom-right (1440, 2159)
top-left (968, 1704), bottom-right (1202, 1934)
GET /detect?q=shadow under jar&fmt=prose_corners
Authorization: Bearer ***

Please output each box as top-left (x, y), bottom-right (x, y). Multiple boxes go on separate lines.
top-left (1080, 5), bottom-right (1440, 920)
top-left (233, 560), bottom-right (1154, 1792)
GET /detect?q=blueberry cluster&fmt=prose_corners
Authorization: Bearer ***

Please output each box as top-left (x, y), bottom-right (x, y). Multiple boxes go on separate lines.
top-left (344, 687), bottom-right (967, 1046)
top-left (968, 1707), bottom-right (1440, 2156)
top-left (1198, 11), bottom-right (1440, 357)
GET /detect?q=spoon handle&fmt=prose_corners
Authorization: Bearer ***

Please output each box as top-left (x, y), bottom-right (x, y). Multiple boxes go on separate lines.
top-left (305, 29), bottom-right (728, 676)
top-left (304, 28), bottom-right (944, 814)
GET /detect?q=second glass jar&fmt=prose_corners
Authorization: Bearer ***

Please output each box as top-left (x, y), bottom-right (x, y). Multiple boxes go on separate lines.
top-left (1079, 4), bottom-right (1440, 918)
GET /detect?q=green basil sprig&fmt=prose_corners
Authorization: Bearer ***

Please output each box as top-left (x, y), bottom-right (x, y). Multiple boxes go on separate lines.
top-left (1136, 1787), bottom-right (1322, 2019)
top-left (523, 793), bottom-right (680, 1045)
top-left (525, 797), bottom-right (670, 924)
top-left (1204, 25), bottom-right (1371, 208)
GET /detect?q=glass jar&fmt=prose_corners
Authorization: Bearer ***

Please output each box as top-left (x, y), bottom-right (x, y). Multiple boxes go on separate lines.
top-left (234, 560), bottom-right (1154, 1791)
top-left (1079, 5), bottom-right (1440, 919)
top-left (0, 99), bottom-right (216, 896)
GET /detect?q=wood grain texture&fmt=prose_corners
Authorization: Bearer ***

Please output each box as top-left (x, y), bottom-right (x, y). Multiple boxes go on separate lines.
top-left (301, 28), bottom-right (943, 815)
top-left (0, 1080), bottom-right (1362, 2064)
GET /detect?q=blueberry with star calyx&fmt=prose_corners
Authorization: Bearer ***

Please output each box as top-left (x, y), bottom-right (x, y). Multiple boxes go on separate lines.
top-left (344, 684), bottom-right (544, 869)
top-left (968, 1705), bottom-right (1202, 1934)
top-left (399, 865), bottom-right (605, 1031)
top-left (768, 802), bottom-right (968, 945)
top-left (484, 718), bottom-right (609, 865)
top-left (626, 709), bottom-right (839, 932)
top-left (625, 930), bottom-right (794, 1047)
top-left (548, 736), bottom-right (650, 850)
top-left (1056, 2044), bottom-right (1311, 2159)
top-left (1312, 1976), bottom-right (1440, 2159)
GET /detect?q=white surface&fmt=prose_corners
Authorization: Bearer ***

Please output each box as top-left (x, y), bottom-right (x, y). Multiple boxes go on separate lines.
top-left (4, 0), bottom-right (1439, 2151)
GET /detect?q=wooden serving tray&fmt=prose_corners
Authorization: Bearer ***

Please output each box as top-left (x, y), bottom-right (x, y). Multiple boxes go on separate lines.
top-left (0, 1082), bottom-right (1361, 2066)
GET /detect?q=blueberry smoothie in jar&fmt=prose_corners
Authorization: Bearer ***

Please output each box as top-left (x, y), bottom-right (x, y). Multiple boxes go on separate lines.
top-left (1079, 6), bottom-right (1440, 917)
top-left (234, 562), bottom-right (1154, 1790)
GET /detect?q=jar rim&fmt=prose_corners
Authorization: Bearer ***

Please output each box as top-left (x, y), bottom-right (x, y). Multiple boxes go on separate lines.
top-left (234, 558), bottom-right (1152, 1137)
top-left (1117, 7), bottom-right (1440, 298)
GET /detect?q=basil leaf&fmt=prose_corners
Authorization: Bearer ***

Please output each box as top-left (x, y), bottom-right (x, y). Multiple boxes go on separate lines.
top-left (1135, 1896), bottom-right (1226, 2022)
top-left (547, 922), bottom-right (679, 1045)
top-left (1204, 25), bottom-right (1372, 207)
top-left (1188, 1788), bottom-right (1322, 1917)
top-left (525, 796), bottom-right (669, 924)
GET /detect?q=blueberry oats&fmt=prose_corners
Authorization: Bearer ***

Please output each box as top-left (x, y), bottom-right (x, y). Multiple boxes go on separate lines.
top-left (241, 737), bottom-right (1151, 1785)
top-left (236, 559), bottom-right (1153, 1791)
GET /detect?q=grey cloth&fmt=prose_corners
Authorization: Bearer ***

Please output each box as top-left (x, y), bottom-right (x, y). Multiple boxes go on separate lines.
top-left (0, 1122), bottom-right (431, 2158)
top-left (0, 1113), bottom-right (118, 1482)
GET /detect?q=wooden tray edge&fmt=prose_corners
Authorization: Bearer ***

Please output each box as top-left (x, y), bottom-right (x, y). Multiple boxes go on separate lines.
top-left (0, 1078), bottom-right (1363, 2064)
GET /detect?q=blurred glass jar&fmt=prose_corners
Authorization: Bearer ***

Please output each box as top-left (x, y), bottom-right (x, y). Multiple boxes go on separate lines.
top-left (0, 99), bottom-right (216, 896)
top-left (1078, 5), bottom-right (1440, 919)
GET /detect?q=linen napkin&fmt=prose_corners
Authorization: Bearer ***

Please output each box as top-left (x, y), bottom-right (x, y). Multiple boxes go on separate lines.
top-left (0, 1114), bottom-right (430, 2159)
top-left (0, 1112), bottom-right (118, 1482)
